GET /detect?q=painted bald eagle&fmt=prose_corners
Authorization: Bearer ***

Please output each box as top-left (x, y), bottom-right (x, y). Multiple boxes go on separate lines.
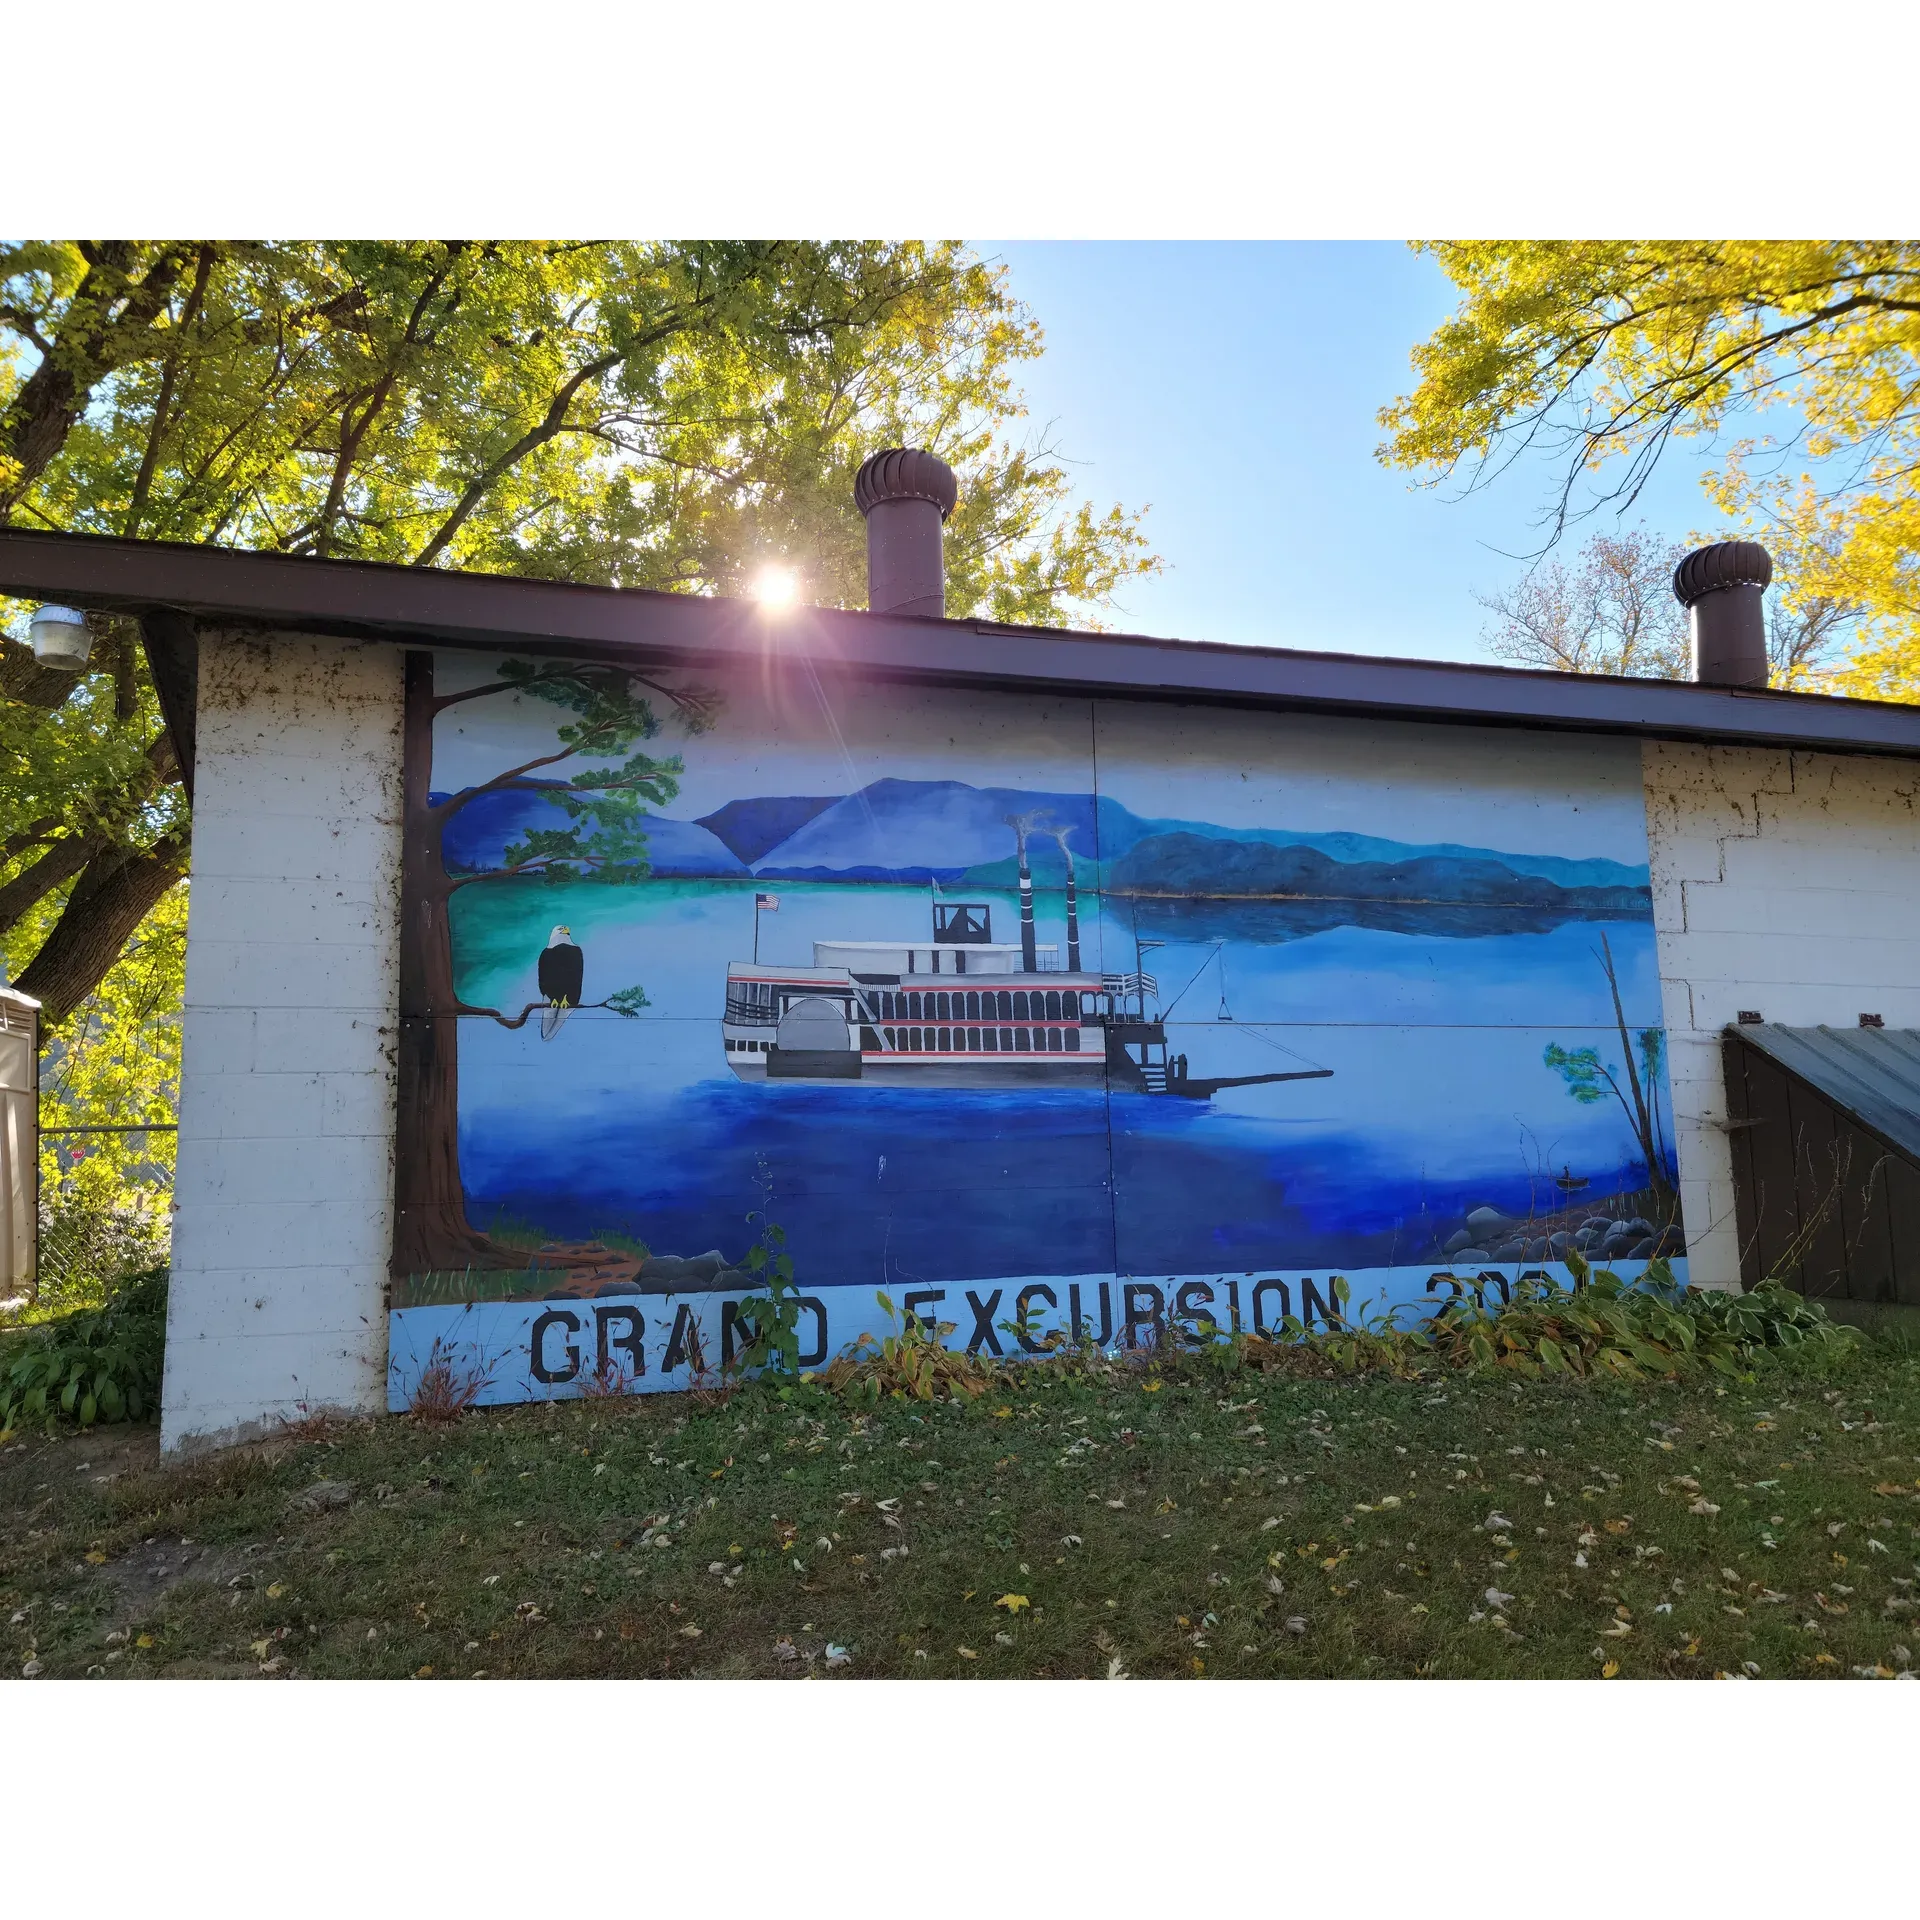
top-left (538, 924), bottom-right (584, 1040)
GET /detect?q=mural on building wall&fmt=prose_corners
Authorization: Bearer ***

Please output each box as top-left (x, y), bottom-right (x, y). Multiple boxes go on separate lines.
top-left (389, 646), bottom-right (1686, 1407)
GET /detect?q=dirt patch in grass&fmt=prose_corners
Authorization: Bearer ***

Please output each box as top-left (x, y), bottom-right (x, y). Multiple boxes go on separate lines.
top-left (4, 1346), bottom-right (1918, 1680)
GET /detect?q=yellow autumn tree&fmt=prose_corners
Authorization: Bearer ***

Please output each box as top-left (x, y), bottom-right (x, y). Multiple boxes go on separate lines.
top-left (1377, 242), bottom-right (1920, 695)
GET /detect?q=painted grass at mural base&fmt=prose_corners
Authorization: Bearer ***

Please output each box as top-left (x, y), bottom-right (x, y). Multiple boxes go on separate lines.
top-left (387, 1260), bottom-right (1689, 1411)
top-left (10, 1345), bottom-right (1917, 1680)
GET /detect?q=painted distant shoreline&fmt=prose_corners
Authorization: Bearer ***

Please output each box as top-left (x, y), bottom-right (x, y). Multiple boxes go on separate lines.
top-left (436, 776), bottom-right (1652, 924)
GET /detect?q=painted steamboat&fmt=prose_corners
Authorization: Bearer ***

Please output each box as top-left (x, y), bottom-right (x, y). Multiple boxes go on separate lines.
top-left (721, 833), bottom-right (1329, 1101)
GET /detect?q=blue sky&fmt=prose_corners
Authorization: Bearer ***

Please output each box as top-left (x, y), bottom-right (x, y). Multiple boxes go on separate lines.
top-left (983, 242), bottom-right (1740, 665)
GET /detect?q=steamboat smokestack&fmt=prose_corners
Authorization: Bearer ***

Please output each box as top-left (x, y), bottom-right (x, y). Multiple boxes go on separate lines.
top-left (1674, 540), bottom-right (1772, 689)
top-left (1051, 827), bottom-right (1082, 972)
top-left (1007, 816), bottom-right (1039, 973)
top-left (854, 447), bottom-right (957, 619)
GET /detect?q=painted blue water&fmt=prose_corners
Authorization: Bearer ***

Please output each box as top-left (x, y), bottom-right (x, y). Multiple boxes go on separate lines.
top-left (463, 1075), bottom-right (1664, 1291)
top-left (454, 884), bottom-right (1678, 1290)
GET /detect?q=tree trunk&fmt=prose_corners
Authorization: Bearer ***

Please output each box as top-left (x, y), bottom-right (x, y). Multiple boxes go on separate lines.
top-left (391, 651), bottom-right (499, 1274)
top-left (14, 836), bottom-right (187, 1025)
top-left (0, 829), bottom-right (108, 941)
top-left (0, 242), bottom-right (195, 515)
top-left (1, 635), bottom-right (87, 711)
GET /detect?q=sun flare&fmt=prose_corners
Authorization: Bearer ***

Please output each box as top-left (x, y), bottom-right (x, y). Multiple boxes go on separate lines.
top-left (753, 566), bottom-right (800, 609)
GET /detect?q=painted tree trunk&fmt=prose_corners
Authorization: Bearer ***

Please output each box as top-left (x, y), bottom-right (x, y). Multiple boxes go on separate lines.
top-left (391, 652), bottom-right (496, 1274)
top-left (1599, 933), bottom-right (1673, 1207)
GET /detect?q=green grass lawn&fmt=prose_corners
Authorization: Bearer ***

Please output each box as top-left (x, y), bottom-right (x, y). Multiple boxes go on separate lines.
top-left (5, 1345), bottom-right (1918, 1680)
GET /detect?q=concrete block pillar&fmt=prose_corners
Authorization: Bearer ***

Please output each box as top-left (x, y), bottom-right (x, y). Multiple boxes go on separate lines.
top-left (161, 630), bottom-right (404, 1451)
top-left (1641, 738), bottom-right (1920, 1293)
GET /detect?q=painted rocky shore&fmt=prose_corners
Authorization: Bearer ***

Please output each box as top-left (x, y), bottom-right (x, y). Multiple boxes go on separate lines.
top-left (1431, 1201), bottom-right (1686, 1269)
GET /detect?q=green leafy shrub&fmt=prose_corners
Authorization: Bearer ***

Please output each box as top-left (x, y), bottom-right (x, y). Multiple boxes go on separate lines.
top-left (1228, 1255), bottom-right (1857, 1384)
top-left (0, 1267), bottom-right (168, 1434)
top-left (728, 1216), bottom-right (803, 1377)
top-left (1683, 1273), bottom-right (1860, 1357)
top-left (802, 1261), bottom-right (1861, 1404)
top-left (819, 1293), bottom-right (1001, 1402)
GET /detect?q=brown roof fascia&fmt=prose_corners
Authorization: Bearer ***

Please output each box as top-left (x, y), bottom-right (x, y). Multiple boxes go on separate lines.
top-left (6, 524), bottom-right (1920, 761)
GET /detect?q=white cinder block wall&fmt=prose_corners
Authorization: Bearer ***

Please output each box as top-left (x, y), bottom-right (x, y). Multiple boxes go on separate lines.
top-left (161, 629), bottom-right (405, 1452)
top-left (1642, 740), bottom-right (1920, 1293)
top-left (154, 661), bottom-right (1920, 1444)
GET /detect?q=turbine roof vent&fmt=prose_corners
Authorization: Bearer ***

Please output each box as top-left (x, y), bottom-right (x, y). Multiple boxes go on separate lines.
top-left (854, 447), bottom-right (958, 522)
top-left (1673, 540), bottom-right (1773, 607)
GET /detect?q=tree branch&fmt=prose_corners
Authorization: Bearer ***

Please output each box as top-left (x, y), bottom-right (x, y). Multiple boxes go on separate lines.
top-left (13, 832), bottom-right (189, 1027)
top-left (408, 292), bottom-right (726, 568)
top-left (312, 244), bottom-right (466, 557)
top-left (124, 242), bottom-right (217, 539)
top-left (0, 829), bottom-right (109, 939)
top-left (1, 241), bottom-right (198, 515)
top-left (457, 994), bottom-right (632, 1029)
top-left (0, 633), bottom-right (85, 710)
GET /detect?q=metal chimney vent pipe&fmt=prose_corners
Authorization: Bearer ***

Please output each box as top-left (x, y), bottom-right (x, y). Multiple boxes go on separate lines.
top-left (1673, 540), bottom-right (1772, 688)
top-left (854, 447), bottom-right (957, 618)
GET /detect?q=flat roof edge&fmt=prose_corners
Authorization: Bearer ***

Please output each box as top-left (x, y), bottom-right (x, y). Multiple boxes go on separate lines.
top-left (5, 526), bottom-right (1920, 759)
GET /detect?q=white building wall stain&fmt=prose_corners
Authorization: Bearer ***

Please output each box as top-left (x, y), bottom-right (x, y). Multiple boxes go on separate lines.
top-left (161, 629), bottom-right (404, 1452)
top-left (1642, 739), bottom-right (1920, 1293)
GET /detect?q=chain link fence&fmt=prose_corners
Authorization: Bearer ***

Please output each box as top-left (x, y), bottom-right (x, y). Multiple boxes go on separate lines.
top-left (32, 1126), bottom-right (174, 1315)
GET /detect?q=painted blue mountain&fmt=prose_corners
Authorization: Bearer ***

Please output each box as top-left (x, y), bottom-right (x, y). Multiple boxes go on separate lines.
top-left (695, 795), bottom-right (840, 866)
top-left (434, 786), bottom-right (747, 878)
top-left (753, 779), bottom-right (1098, 882)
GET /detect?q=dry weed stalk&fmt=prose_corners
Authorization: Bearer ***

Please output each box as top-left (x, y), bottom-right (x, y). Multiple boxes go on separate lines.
top-left (407, 1338), bottom-right (492, 1426)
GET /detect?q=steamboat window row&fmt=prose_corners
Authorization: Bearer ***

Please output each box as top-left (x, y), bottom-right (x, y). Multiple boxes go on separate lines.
top-left (867, 988), bottom-right (1093, 1023)
top-left (881, 1026), bottom-right (1081, 1054)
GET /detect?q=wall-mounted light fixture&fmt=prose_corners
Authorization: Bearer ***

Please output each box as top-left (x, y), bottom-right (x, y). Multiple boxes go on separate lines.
top-left (29, 605), bottom-right (92, 670)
